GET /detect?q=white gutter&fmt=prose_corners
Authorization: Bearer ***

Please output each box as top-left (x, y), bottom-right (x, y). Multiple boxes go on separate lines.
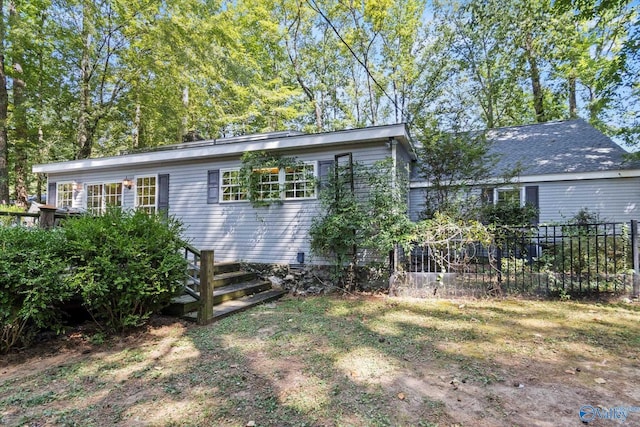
top-left (409, 168), bottom-right (640, 188)
top-left (34, 124), bottom-right (413, 174)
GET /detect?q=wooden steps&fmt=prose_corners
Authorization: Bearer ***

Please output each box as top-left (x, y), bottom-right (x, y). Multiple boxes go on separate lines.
top-left (183, 288), bottom-right (287, 322)
top-left (165, 258), bottom-right (286, 321)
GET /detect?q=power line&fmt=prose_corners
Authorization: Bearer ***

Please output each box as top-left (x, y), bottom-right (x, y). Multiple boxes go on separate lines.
top-left (305, 0), bottom-right (401, 121)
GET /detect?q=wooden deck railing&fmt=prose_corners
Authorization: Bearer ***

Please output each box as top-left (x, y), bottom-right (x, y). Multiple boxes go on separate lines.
top-left (183, 243), bottom-right (201, 300)
top-left (0, 206), bottom-right (80, 228)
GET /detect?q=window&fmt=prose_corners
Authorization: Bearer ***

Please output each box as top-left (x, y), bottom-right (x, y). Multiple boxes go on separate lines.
top-left (218, 162), bottom-right (317, 203)
top-left (86, 184), bottom-right (102, 213)
top-left (221, 169), bottom-right (247, 202)
top-left (86, 182), bottom-right (122, 214)
top-left (254, 167), bottom-right (280, 201)
top-left (136, 176), bottom-right (157, 214)
top-left (56, 183), bottom-right (74, 208)
top-left (285, 163), bottom-right (316, 199)
top-left (104, 182), bottom-right (123, 208)
top-left (496, 188), bottom-right (522, 206)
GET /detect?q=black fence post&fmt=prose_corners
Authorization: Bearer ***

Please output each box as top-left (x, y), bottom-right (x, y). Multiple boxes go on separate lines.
top-left (632, 220), bottom-right (639, 298)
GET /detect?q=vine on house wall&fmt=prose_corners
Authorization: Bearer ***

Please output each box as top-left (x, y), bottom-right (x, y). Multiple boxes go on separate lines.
top-left (309, 159), bottom-right (414, 290)
top-left (239, 151), bottom-right (306, 207)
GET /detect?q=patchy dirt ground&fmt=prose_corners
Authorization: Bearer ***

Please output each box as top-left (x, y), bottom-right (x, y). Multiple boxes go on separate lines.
top-left (2, 296), bottom-right (640, 426)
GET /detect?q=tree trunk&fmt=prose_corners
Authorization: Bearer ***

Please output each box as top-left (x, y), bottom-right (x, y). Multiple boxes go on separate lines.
top-left (0, 0), bottom-right (9, 204)
top-left (133, 96), bottom-right (141, 149)
top-left (179, 85), bottom-right (188, 142)
top-left (76, 0), bottom-right (92, 159)
top-left (10, 1), bottom-right (28, 209)
top-left (525, 35), bottom-right (545, 123)
top-left (12, 70), bottom-right (27, 208)
top-left (568, 76), bottom-right (577, 119)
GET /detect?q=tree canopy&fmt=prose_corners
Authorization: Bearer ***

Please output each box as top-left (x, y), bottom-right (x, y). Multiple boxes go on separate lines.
top-left (0, 0), bottom-right (637, 205)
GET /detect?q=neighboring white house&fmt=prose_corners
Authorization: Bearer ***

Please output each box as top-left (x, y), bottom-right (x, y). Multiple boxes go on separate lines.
top-left (409, 119), bottom-right (640, 224)
top-left (32, 124), bottom-right (415, 265)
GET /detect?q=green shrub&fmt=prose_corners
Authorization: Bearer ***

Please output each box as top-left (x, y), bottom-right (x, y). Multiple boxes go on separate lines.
top-left (0, 227), bottom-right (71, 353)
top-left (63, 209), bottom-right (188, 332)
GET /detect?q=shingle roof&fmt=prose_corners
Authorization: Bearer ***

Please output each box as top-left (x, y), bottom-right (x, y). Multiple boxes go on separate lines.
top-left (486, 119), bottom-right (639, 177)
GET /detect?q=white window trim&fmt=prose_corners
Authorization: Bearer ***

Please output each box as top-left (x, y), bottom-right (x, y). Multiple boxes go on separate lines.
top-left (84, 181), bottom-right (124, 214)
top-left (56, 181), bottom-right (77, 208)
top-left (134, 174), bottom-right (158, 212)
top-left (218, 162), bottom-right (318, 203)
top-left (84, 182), bottom-right (101, 213)
top-left (283, 161), bottom-right (317, 201)
top-left (219, 168), bottom-right (249, 204)
top-left (493, 186), bottom-right (525, 207)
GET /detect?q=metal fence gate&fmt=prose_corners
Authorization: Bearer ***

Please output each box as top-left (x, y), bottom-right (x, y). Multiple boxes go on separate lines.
top-left (396, 220), bottom-right (640, 298)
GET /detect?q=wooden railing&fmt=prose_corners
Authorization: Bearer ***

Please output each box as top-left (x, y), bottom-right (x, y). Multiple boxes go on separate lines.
top-left (0, 206), bottom-right (81, 228)
top-left (183, 243), bottom-right (202, 300)
top-left (182, 245), bottom-right (217, 324)
top-left (0, 210), bottom-right (40, 226)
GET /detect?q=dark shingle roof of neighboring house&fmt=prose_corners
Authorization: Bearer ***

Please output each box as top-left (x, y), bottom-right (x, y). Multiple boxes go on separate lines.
top-left (487, 119), bottom-right (639, 177)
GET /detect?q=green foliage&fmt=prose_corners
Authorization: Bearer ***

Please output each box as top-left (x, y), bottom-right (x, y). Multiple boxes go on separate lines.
top-left (239, 151), bottom-right (305, 207)
top-left (62, 209), bottom-right (187, 332)
top-left (539, 209), bottom-right (630, 280)
top-left (412, 213), bottom-right (493, 273)
top-left (414, 123), bottom-right (525, 222)
top-left (0, 227), bottom-right (71, 353)
top-left (309, 159), bottom-right (412, 287)
top-left (415, 127), bottom-right (500, 219)
top-left (481, 199), bottom-right (539, 226)
top-left (310, 169), bottom-right (366, 270)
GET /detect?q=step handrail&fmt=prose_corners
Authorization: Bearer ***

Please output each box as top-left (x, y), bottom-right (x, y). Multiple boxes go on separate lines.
top-left (183, 243), bottom-right (201, 300)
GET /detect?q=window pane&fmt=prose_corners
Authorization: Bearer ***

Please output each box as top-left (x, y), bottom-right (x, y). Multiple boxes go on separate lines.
top-left (221, 170), bottom-right (246, 202)
top-left (56, 183), bottom-right (74, 208)
top-left (497, 189), bottom-right (520, 205)
top-left (136, 176), bottom-right (156, 214)
top-left (284, 164), bottom-right (315, 199)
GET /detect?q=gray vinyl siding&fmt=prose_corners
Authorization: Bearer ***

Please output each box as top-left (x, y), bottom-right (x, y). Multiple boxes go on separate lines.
top-left (408, 177), bottom-right (640, 225)
top-left (409, 187), bottom-right (427, 221)
top-left (47, 142), bottom-right (394, 265)
top-left (537, 177), bottom-right (640, 224)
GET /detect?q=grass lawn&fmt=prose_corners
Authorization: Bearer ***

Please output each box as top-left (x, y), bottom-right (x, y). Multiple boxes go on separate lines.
top-left (1, 295), bottom-right (640, 426)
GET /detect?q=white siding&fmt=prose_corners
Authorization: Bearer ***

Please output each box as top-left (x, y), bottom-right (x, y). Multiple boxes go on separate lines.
top-left (538, 177), bottom-right (640, 224)
top-left (46, 142), bottom-right (396, 265)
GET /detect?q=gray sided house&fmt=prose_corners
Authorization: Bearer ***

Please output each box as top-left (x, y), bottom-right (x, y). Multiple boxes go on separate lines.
top-left (409, 119), bottom-right (640, 224)
top-left (33, 124), bottom-right (415, 265)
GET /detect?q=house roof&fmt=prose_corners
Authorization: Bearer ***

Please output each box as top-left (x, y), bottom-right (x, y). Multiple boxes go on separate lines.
top-left (33, 123), bottom-right (414, 174)
top-left (411, 119), bottom-right (640, 187)
top-left (487, 119), bottom-right (639, 177)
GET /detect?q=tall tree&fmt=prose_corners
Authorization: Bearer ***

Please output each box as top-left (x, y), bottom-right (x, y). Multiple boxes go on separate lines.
top-left (0, 0), bottom-right (8, 204)
top-left (8, 0), bottom-right (29, 208)
top-left (433, 0), bottom-right (533, 129)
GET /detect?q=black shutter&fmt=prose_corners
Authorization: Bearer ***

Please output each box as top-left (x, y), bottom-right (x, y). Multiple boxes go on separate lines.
top-left (47, 182), bottom-right (57, 206)
top-left (207, 170), bottom-right (220, 204)
top-left (158, 174), bottom-right (169, 217)
top-left (318, 160), bottom-right (334, 189)
top-left (525, 185), bottom-right (539, 224)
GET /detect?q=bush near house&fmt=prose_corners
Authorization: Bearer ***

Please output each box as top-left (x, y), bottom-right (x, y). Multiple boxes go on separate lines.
top-left (0, 227), bottom-right (71, 353)
top-left (63, 209), bottom-right (188, 332)
top-left (1, 208), bottom-right (189, 353)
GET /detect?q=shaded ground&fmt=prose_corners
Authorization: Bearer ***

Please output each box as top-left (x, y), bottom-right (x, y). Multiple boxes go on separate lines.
top-left (1, 296), bottom-right (640, 426)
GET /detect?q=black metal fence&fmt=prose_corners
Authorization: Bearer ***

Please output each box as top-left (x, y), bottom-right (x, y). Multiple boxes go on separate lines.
top-left (397, 221), bottom-right (640, 298)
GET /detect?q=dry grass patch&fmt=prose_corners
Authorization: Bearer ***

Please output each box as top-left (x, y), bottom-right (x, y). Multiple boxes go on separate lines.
top-left (1, 296), bottom-right (639, 426)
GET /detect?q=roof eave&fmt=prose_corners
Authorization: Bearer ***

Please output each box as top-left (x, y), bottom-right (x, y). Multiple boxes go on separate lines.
top-left (409, 168), bottom-right (640, 188)
top-left (33, 124), bottom-right (412, 174)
